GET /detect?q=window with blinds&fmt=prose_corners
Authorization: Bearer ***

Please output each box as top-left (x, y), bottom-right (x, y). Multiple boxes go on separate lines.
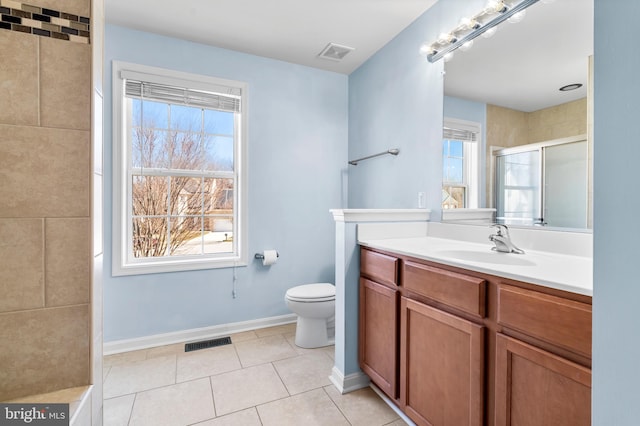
top-left (112, 62), bottom-right (248, 276)
top-left (442, 118), bottom-right (481, 210)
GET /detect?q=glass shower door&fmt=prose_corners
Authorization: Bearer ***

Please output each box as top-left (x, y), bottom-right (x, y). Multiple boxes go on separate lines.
top-left (543, 140), bottom-right (588, 228)
top-left (495, 149), bottom-right (541, 225)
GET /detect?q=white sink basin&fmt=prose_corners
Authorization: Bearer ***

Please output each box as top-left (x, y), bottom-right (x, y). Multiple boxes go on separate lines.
top-left (434, 249), bottom-right (535, 266)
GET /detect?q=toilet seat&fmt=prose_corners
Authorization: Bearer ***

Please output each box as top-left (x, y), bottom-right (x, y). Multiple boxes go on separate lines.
top-left (286, 283), bottom-right (335, 303)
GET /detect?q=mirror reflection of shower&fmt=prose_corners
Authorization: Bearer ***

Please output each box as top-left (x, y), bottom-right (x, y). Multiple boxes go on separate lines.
top-left (493, 135), bottom-right (588, 229)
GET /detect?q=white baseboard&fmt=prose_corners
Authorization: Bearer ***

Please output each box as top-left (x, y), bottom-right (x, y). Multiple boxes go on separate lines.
top-left (328, 366), bottom-right (371, 394)
top-left (104, 313), bottom-right (297, 355)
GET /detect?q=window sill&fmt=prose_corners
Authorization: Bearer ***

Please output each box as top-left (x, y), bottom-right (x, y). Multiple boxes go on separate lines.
top-left (112, 255), bottom-right (247, 276)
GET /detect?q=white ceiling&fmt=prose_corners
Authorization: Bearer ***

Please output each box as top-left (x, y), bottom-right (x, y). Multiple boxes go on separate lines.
top-left (444, 0), bottom-right (594, 112)
top-left (105, 0), bottom-right (593, 112)
top-left (104, 0), bottom-right (438, 75)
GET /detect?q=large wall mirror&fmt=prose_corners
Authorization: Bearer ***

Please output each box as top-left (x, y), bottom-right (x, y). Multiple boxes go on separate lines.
top-left (442, 0), bottom-right (593, 231)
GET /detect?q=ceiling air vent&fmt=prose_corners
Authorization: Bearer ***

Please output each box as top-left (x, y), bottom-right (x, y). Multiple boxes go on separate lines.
top-left (318, 42), bottom-right (355, 62)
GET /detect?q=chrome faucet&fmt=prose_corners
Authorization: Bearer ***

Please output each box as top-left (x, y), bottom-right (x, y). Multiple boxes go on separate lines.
top-left (489, 224), bottom-right (525, 254)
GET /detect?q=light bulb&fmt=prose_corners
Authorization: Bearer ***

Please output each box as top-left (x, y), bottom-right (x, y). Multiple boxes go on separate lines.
top-left (443, 52), bottom-right (455, 62)
top-left (484, 0), bottom-right (506, 14)
top-left (460, 17), bottom-right (480, 30)
top-left (459, 40), bottom-right (474, 52)
top-left (482, 26), bottom-right (498, 38)
top-left (508, 10), bottom-right (526, 23)
top-left (419, 42), bottom-right (434, 57)
top-left (437, 32), bottom-right (451, 44)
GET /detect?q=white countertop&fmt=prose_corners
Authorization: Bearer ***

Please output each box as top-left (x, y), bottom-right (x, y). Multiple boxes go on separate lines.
top-left (359, 236), bottom-right (593, 297)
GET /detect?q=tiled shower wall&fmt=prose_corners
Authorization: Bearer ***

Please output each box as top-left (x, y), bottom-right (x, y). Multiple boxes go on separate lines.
top-left (0, 0), bottom-right (92, 401)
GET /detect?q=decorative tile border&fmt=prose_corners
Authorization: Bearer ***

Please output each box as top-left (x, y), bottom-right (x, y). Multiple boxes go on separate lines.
top-left (0, 0), bottom-right (90, 44)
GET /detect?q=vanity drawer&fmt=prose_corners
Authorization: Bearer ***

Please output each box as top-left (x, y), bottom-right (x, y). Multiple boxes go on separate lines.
top-left (403, 261), bottom-right (486, 317)
top-left (497, 285), bottom-right (592, 358)
top-left (361, 248), bottom-right (399, 287)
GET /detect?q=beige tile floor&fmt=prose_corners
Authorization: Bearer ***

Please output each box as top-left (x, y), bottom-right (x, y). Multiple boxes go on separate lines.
top-left (103, 323), bottom-right (407, 426)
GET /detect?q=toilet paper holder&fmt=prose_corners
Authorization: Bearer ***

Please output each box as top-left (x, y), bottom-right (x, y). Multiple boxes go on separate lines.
top-left (254, 252), bottom-right (280, 260)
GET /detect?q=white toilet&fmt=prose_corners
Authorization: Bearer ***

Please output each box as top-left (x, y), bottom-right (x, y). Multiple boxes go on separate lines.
top-left (285, 283), bottom-right (336, 349)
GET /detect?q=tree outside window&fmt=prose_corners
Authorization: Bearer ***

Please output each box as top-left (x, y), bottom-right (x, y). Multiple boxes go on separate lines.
top-left (129, 99), bottom-right (236, 259)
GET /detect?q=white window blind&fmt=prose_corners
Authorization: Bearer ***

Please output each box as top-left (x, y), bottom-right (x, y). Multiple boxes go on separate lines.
top-left (120, 68), bottom-right (242, 113)
top-left (124, 80), bottom-right (241, 113)
top-left (443, 126), bottom-right (478, 142)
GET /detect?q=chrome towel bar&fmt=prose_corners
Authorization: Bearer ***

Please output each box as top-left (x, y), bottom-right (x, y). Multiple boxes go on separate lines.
top-left (348, 148), bottom-right (399, 166)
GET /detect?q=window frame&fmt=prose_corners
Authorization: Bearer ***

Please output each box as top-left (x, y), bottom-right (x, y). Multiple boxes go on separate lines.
top-left (442, 117), bottom-right (481, 209)
top-left (112, 61), bottom-right (248, 276)
top-left (442, 139), bottom-right (468, 209)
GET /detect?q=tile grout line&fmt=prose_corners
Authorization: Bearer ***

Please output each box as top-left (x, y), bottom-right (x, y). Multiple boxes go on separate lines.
top-left (320, 385), bottom-right (354, 426)
top-left (230, 339), bottom-right (245, 372)
top-left (253, 406), bottom-right (265, 426)
top-left (103, 355), bottom-right (179, 400)
top-left (207, 374), bottom-right (217, 422)
top-left (173, 349), bottom-right (178, 385)
top-left (126, 393), bottom-right (137, 426)
top-left (270, 359), bottom-right (292, 397)
top-left (102, 365), bottom-right (111, 384)
top-left (106, 369), bottom-right (216, 401)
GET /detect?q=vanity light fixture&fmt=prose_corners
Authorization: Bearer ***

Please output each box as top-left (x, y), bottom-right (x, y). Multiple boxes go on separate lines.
top-left (420, 0), bottom-right (540, 63)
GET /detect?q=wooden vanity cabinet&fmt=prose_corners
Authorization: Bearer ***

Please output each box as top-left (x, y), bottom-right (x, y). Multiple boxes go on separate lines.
top-left (400, 260), bottom-right (486, 426)
top-left (358, 247), bottom-right (592, 426)
top-left (359, 249), bottom-right (400, 399)
top-left (400, 297), bottom-right (484, 426)
top-left (494, 285), bottom-right (592, 426)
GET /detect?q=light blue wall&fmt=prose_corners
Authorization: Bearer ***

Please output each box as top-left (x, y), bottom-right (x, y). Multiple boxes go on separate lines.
top-left (347, 15), bottom-right (443, 214)
top-left (444, 95), bottom-right (487, 205)
top-left (103, 25), bottom-right (348, 342)
top-left (592, 0), bottom-right (640, 423)
top-left (444, 95), bottom-right (486, 126)
top-left (347, 0), bottom-right (485, 217)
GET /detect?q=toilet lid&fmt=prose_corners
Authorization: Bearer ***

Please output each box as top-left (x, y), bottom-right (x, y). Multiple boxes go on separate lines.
top-left (286, 283), bottom-right (335, 302)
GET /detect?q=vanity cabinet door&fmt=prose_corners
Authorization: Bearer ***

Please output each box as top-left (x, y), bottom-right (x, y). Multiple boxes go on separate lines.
top-left (495, 333), bottom-right (591, 426)
top-left (359, 277), bottom-right (398, 398)
top-left (399, 297), bottom-right (484, 426)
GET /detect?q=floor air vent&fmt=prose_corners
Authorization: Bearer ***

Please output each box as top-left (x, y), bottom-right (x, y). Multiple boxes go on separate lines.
top-left (185, 336), bottom-right (232, 352)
